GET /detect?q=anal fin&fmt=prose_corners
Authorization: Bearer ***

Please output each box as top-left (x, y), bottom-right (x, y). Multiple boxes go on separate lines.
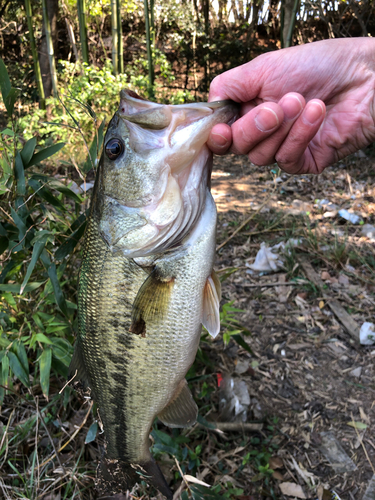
top-left (130, 268), bottom-right (174, 336)
top-left (158, 379), bottom-right (198, 428)
top-left (202, 269), bottom-right (221, 338)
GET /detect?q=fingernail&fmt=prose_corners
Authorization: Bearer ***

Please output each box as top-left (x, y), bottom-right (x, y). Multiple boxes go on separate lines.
top-left (281, 95), bottom-right (303, 121)
top-left (211, 132), bottom-right (229, 147)
top-left (255, 107), bottom-right (280, 132)
top-left (303, 102), bottom-right (324, 125)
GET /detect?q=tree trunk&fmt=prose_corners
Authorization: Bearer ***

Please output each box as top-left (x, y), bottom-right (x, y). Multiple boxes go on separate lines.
top-left (39, 0), bottom-right (58, 98)
top-left (111, 0), bottom-right (118, 75)
top-left (25, 0), bottom-right (45, 108)
top-left (77, 0), bottom-right (89, 64)
top-left (117, 0), bottom-right (123, 73)
top-left (282, 0), bottom-right (299, 47)
top-left (144, 0), bottom-right (154, 97)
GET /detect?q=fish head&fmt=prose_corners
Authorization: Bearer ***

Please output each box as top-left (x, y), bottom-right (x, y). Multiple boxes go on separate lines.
top-left (95, 89), bottom-right (238, 257)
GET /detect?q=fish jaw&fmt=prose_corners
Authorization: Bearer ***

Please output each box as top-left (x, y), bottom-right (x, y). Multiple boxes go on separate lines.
top-left (95, 90), bottom-right (239, 257)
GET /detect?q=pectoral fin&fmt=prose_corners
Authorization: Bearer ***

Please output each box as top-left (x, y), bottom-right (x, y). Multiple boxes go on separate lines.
top-left (202, 270), bottom-right (221, 338)
top-left (158, 379), bottom-right (198, 428)
top-left (130, 269), bottom-right (174, 336)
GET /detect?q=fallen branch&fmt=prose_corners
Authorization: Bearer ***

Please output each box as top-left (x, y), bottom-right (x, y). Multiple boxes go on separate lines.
top-left (241, 280), bottom-right (308, 288)
top-left (203, 422), bottom-right (263, 431)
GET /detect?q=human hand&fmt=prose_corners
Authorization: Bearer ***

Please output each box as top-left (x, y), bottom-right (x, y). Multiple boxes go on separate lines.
top-left (208, 38), bottom-right (375, 174)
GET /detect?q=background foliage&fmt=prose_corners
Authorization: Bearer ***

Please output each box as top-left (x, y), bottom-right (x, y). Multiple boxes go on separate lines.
top-left (0, 0), bottom-right (373, 498)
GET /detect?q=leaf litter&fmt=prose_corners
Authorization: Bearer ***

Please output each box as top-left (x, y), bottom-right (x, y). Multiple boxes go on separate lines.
top-left (1, 152), bottom-right (375, 499)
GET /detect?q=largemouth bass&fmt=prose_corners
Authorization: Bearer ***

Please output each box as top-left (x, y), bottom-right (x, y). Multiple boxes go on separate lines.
top-left (69, 90), bottom-right (238, 498)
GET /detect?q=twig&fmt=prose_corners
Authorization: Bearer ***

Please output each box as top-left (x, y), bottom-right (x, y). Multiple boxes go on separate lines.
top-left (240, 280), bottom-right (308, 288)
top-left (202, 422), bottom-right (263, 431)
top-left (59, 369), bottom-right (77, 394)
top-left (38, 400), bottom-right (93, 469)
top-left (32, 393), bottom-right (66, 474)
top-left (173, 456), bottom-right (191, 499)
top-left (351, 413), bottom-right (375, 475)
top-left (0, 407), bottom-right (14, 469)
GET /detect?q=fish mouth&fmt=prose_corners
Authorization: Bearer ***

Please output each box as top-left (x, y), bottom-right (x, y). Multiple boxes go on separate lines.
top-left (118, 89), bottom-right (239, 132)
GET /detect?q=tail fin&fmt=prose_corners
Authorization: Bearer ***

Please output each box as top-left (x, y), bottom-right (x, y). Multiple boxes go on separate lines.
top-left (97, 456), bottom-right (173, 500)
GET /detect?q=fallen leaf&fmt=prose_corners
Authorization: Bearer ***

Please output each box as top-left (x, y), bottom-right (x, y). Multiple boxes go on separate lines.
top-left (347, 421), bottom-right (367, 430)
top-left (269, 456), bottom-right (284, 469)
top-left (184, 474), bottom-right (211, 487)
top-left (338, 274), bottom-right (349, 286)
top-left (279, 482), bottom-right (306, 498)
top-left (319, 300), bottom-right (325, 309)
top-left (272, 470), bottom-right (284, 480)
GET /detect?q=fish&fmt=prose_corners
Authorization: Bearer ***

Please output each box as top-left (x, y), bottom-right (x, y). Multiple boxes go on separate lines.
top-left (69, 89), bottom-right (238, 499)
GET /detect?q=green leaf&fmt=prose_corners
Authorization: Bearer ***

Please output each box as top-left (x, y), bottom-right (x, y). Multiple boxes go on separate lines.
top-left (0, 58), bottom-right (11, 102)
top-left (0, 351), bottom-right (9, 404)
top-left (347, 421), bottom-right (367, 430)
top-left (10, 207), bottom-right (27, 251)
top-left (27, 143), bottom-right (65, 168)
top-left (4, 87), bottom-right (20, 117)
top-left (231, 334), bottom-right (254, 355)
top-left (0, 281), bottom-right (45, 293)
top-left (51, 337), bottom-right (73, 366)
top-left (20, 233), bottom-right (50, 294)
top-left (8, 351), bottom-right (30, 387)
top-left (28, 178), bottom-right (66, 212)
top-left (55, 219), bottom-right (87, 260)
top-left (13, 341), bottom-right (29, 374)
top-left (34, 333), bottom-right (53, 345)
top-left (14, 153), bottom-right (26, 195)
top-left (1, 128), bottom-right (14, 136)
top-left (39, 348), bottom-right (52, 399)
top-left (85, 421), bottom-right (98, 444)
top-left (21, 137), bottom-right (37, 166)
top-left (48, 264), bottom-right (69, 317)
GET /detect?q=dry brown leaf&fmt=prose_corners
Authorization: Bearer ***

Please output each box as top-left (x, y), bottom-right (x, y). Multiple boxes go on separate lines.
top-left (272, 471), bottom-right (284, 480)
top-left (269, 456), bottom-right (284, 469)
top-left (279, 482), bottom-right (306, 498)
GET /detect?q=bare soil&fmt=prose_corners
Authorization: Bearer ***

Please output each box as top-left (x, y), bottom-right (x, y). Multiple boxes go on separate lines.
top-left (206, 152), bottom-right (375, 499)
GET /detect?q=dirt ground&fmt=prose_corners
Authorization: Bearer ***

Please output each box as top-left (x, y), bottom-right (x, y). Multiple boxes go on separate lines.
top-left (206, 152), bottom-right (375, 500)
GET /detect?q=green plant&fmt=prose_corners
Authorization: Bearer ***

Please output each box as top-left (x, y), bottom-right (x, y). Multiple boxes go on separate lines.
top-left (0, 59), bottom-right (86, 403)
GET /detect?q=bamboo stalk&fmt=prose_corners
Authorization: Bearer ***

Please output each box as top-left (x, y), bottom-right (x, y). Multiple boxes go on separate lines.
top-left (144, 0), bottom-right (154, 98)
top-left (111, 0), bottom-right (118, 75)
top-left (24, 0), bottom-right (45, 109)
top-left (117, 0), bottom-right (123, 73)
top-left (77, 0), bottom-right (89, 64)
top-left (41, 0), bottom-right (58, 96)
top-left (65, 18), bottom-right (79, 62)
top-left (285, 0), bottom-right (300, 47)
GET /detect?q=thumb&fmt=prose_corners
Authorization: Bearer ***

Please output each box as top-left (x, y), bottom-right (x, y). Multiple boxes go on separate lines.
top-left (208, 59), bottom-right (265, 103)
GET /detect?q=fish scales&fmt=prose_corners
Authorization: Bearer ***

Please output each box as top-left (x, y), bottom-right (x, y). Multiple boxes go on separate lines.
top-left (69, 90), bottom-right (238, 498)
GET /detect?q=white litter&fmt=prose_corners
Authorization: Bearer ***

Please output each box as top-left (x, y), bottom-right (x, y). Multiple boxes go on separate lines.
top-left (219, 376), bottom-right (250, 422)
top-left (361, 224), bottom-right (375, 241)
top-left (246, 239), bottom-right (301, 274)
top-left (360, 322), bottom-right (375, 346)
top-left (338, 209), bottom-right (362, 224)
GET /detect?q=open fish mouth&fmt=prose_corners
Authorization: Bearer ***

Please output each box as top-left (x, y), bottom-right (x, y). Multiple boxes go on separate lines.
top-left (97, 90), bottom-right (239, 258)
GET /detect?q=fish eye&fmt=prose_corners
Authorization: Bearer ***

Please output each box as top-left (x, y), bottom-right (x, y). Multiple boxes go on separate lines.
top-left (105, 138), bottom-right (124, 160)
